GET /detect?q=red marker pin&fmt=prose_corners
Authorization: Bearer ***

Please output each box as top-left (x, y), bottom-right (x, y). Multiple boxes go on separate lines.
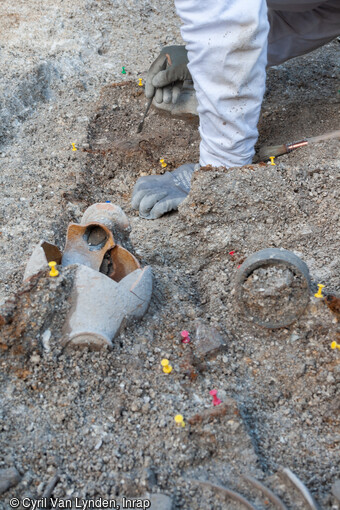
top-left (209, 389), bottom-right (222, 406)
top-left (229, 251), bottom-right (235, 256)
top-left (181, 330), bottom-right (191, 344)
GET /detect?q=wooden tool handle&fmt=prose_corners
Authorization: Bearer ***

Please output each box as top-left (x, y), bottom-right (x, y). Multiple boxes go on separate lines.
top-left (307, 130), bottom-right (340, 143)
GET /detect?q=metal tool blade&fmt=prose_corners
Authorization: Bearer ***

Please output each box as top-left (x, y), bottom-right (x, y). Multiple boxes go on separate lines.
top-left (137, 97), bottom-right (153, 134)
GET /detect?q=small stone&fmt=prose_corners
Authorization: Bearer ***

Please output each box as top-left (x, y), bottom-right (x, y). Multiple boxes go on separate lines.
top-left (30, 354), bottom-right (41, 364)
top-left (0, 467), bottom-right (22, 495)
top-left (37, 481), bottom-right (45, 496)
top-left (141, 468), bottom-right (157, 490)
top-left (327, 374), bottom-right (335, 383)
top-left (227, 419), bottom-right (240, 432)
top-left (94, 439), bottom-right (102, 450)
top-left (41, 329), bottom-right (51, 352)
top-left (332, 479), bottom-right (340, 502)
top-left (149, 493), bottom-right (173, 510)
top-left (194, 320), bottom-right (228, 360)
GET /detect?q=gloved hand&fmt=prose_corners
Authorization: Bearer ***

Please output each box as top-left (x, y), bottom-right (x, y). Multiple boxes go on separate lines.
top-left (146, 45), bottom-right (192, 106)
top-left (131, 163), bottom-right (197, 219)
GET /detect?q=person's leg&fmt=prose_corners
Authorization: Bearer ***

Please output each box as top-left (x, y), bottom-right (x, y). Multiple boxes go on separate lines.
top-left (267, 0), bottom-right (340, 66)
top-left (174, 0), bottom-right (269, 168)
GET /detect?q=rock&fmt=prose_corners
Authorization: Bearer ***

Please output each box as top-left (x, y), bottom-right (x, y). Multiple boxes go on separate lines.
top-left (0, 295), bottom-right (17, 326)
top-left (141, 468), bottom-right (157, 491)
top-left (42, 473), bottom-right (59, 499)
top-left (0, 467), bottom-right (22, 495)
top-left (30, 354), bottom-right (41, 364)
top-left (41, 329), bottom-right (51, 352)
top-left (332, 479), bottom-right (340, 502)
top-left (149, 493), bottom-right (173, 510)
top-left (194, 320), bottom-right (228, 360)
top-left (94, 439), bottom-right (102, 450)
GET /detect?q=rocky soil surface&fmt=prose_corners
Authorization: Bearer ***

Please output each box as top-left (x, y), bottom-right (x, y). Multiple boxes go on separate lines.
top-left (0, 1), bottom-right (339, 509)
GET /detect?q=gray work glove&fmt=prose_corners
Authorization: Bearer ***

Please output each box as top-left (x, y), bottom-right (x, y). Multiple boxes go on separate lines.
top-left (131, 163), bottom-right (197, 219)
top-left (146, 45), bottom-right (192, 106)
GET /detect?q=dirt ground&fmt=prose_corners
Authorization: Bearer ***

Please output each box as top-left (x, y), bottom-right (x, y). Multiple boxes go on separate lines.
top-left (0, 1), bottom-right (340, 509)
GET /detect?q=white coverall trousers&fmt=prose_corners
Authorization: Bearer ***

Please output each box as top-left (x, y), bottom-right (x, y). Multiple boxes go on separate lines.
top-left (174, 0), bottom-right (340, 168)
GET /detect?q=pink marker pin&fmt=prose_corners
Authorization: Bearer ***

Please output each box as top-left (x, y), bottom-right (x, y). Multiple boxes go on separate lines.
top-left (181, 330), bottom-right (191, 344)
top-left (209, 389), bottom-right (222, 406)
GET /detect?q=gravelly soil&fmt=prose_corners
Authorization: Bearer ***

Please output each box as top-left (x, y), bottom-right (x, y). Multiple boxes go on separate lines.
top-left (241, 266), bottom-right (309, 326)
top-left (0, 1), bottom-right (339, 509)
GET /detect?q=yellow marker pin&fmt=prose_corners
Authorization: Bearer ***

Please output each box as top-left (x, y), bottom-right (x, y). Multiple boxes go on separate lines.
top-left (71, 143), bottom-right (77, 151)
top-left (49, 261), bottom-right (59, 277)
top-left (161, 358), bottom-right (172, 374)
top-left (138, 78), bottom-right (143, 87)
top-left (314, 284), bottom-right (325, 298)
top-left (174, 414), bottom-right (185, 427)
top-left (269, 156), bottom-right (276, 166)
top-left (160, 158), bottom-right (167, 168)
top-left (331, 341), bottom-right (340, 351)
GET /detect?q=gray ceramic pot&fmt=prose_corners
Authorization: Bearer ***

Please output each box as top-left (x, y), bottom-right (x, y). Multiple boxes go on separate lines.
top-left (234, 248), bottom-right (311, 329)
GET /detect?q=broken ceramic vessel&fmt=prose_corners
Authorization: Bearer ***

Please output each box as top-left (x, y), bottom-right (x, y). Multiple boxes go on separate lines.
top-left (24, 203), bottom-right (152, 349)
top-left (234, 248), bottom-right (311, 328)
